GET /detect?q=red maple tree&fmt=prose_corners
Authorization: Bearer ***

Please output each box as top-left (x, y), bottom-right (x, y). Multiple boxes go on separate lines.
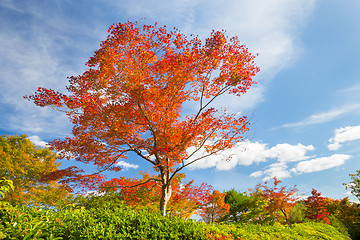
top-left (304, 189), bottom-right (330, 224)
top-left (102, 172), bottom-right (213, 218)
top-left (25, 21), bottom-right (259, 215)
top-left (198, 190), bottom-right (230, 223)
top-left (253, 177), bottom-right (298, 227)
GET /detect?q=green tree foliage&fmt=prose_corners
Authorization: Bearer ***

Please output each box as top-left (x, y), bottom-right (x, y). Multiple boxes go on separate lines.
top-left (0, 134), bottom-right (70, 206)
top-left (0, 178), bottom-right (13, 199)
top-left (70, 192), bottom-right (124, 211)
top-left (344, 170), bottom-right (360, 201)
top-left (223, 189), bottom-right (258, 223)
top-left (252, 177), bottom-right (298, 228)
top-left (327, 214), bottom-right (350, 238)
top-left (326, 197), bottom-right (360, 240)
top-left (223, 188), bottom-right (301, 225)
top-left (288, 200), bottom-right (306, 224)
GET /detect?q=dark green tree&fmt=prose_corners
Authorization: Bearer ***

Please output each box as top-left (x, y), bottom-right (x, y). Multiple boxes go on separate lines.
top-left (223, 189), bottom-right (252, 222)
top-left (344, 170), bottom-right (360, 201)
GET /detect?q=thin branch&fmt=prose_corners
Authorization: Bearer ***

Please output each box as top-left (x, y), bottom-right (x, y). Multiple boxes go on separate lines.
top-left (170, 147), bottom-right (224, 182)
top-left (90, 150), bottom-right (131, 176)
top-left (109, 116), bottom-right (156, 166)
top-left (191, 84), bottom-right (231, 125)
top-left (183, 128), bottom-right (217, 162)
top-left (136, 101), bottom-right (160, 161)
top-left (101, 177), bottom-right (161, 189)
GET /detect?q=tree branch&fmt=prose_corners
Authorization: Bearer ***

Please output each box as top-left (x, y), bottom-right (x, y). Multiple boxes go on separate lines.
top-left (101, 177), bottom-right (161, 189)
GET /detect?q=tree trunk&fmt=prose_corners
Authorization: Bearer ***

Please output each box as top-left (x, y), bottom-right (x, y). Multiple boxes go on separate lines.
top-left (280, 208), bottom-right (292, 228)
top-left (159, 169), bottom-right (172, 216)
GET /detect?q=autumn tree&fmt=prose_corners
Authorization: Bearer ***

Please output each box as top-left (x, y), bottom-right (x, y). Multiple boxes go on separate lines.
top-left (344, 170), bottom-right (360, 201)
top-left (252, 177), bottom-right (298, 227)
top-left (167, 175), bottom-right (213, 218)
top-left (0, 135), bottom-right (70, 206)
top-left (25, 21), bottom-right (259, 216)
top-left (102, 172), bottom-right (213, 218)
top-left (304, 189), bottom-right (330, 224)
top-left (198, 190), bottom-right (230, 223)
top-left (326, 197), bottom-right (360, 239)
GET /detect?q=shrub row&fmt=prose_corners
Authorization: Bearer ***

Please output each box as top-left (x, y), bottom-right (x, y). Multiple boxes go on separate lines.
top-left (0, 203), bottom-right (351, 239)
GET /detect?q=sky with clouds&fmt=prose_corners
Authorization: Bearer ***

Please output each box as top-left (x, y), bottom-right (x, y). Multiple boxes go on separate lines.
top-left (1, 0), bottom-right (360, 201)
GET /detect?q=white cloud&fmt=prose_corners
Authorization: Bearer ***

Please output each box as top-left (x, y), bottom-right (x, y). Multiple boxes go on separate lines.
top-left (116, 161), bottom-right (139, 170)
top-left (262, 163), bottom-right (291, 180)
top-left (250, 170), bottom-right (263, 178)
top-left (28, 135), bottom-right (48, 148)
top-left (266, 143), bottom-right (314, 162)
top-left (187, 140), bottom-right (314, 171)
top-left (252, 153), bottom-right (351, 180)
top-left (186, 141), bottom-right (266, 170)
top-left (282, 104), bottom-right (360, 128)
top-left (292, 154), bottom-right (351, 173)
top-left (248, 143), bottom-right (314, 180)
top-left (328, 125), bottom-right (360, 150)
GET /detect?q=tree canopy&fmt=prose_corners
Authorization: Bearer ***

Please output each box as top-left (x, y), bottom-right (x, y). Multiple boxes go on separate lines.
top-left (25, 21), bottom-right (259, 215)
top-left (0, 135), bottom-right (70, 206)
top-left (344, 169), bottom-right (360, 201)
top-left (304, 189), bottom-right (330, 224)
top-left (101, 172), bottom-right (213, 218)
top-left (198, 190), bottom-right (229, 223)
top-left (252, 177), bottom-right (298, 227)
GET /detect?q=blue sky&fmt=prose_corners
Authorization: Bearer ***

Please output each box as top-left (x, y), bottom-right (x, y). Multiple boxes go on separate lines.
top-left (1, 0), bottom-right (360, 201)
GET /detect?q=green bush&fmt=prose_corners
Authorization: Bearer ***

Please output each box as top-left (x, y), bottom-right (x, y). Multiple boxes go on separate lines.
top-left (0, 203), bottom-right (351, 239)
top-left (206, 221), bottom-right (351, 240)
top-left (0, 203), bottom-right (208, 239)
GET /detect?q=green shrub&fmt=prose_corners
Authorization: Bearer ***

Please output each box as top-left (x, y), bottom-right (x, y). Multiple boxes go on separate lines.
top-left (0, 203), bottom-right (351, 239)
top-left (0, 203), bottom-right (208, 239)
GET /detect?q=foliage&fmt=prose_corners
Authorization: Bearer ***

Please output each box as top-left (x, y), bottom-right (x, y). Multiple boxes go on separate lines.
top-left (69, 192), bottom-right (124, 211)
top-left (223, 189), bottom-right (251, 222)
top-left (100, 172), bottom-right (212, 218)
top-left (25, 21), bottom-right (259, 215)
top-left (166, 175), bottom-right (213, 218)
top-left (210, 221), bottom-right (351, 240)
top-left (252, 177), bottom-right (298, 227)
top-left (304, 189), bottom-right (330, 224)
top-left (0, 178), bottom-right (14, 199)
top-left (0, 204), bottom-right (208, 239)
top-left (344, 170), bottom-right (360, 201)
top-left (0, 135), bottom-right (70, 207)
top-left (198, 190), bottom-right (230, 223)
top-left (0, 178), bottom-right (14, 239)
top-left (223, 189), bottom-right (272, 224)
top-left (288, 200), bottom-right (306, 224)
top-left (326, 197), bottom-right (360, 240)
top-left (0, 203), bottom-right (351, 240)
top-left (328, 214), bottom-right (350, 238)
